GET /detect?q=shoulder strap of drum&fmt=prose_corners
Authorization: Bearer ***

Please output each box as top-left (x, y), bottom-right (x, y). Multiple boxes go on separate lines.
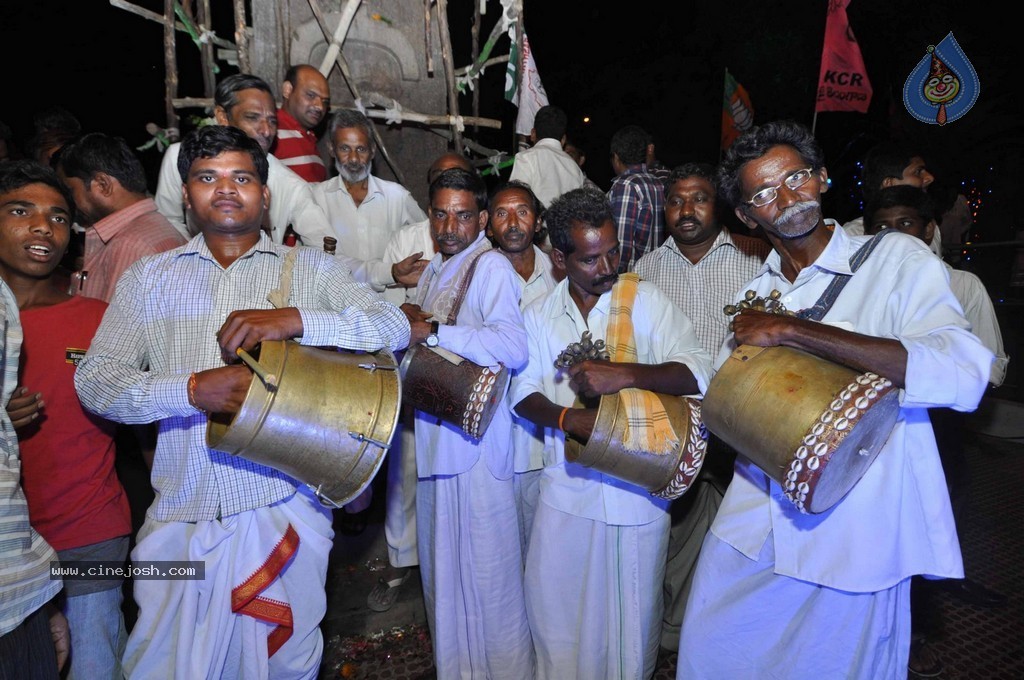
top-left (444, 248), bottom-right (489, 325)
top-left (266, 246), bottom-right (301, 309)
top-left (796, 229), bottom-right (894, 322)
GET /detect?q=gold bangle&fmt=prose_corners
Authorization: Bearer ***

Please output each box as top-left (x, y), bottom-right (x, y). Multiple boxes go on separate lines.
top-left (558, 407), bottom-right (570, 432)
top-left (187, 373), bottom-right (204, 412)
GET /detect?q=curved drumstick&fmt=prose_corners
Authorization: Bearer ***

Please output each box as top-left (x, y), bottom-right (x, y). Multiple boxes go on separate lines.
top-left (236, 347), bottom-right (279, 389)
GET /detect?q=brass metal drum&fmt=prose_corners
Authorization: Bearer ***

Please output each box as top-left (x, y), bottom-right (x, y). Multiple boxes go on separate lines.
top-left (206, 341), bottom-right (401, 508)
top-left (564, 392), bottom-right (708, 500)
top-left (399, 343), bottom-right (508, 439)
top-left (703, 345), bottom-right (900, 513)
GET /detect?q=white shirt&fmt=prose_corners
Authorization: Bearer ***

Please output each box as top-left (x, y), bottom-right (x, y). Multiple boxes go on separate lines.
top-left (311, 174), bottom-right (427, 290)
top-left (414, 234), bottom-right (528, 480)
top-left (154, 142), bottom-right (336, 249)
top-left (381, 219), bottom-right (435, 305)
top-left (945, 262), bottom-right (1008, 386)
top-left (635, 229), bottom-right (770, 356)
top-left (75, 233), bottom-right (410, 522)
top-left (509, 247), bottom-right (559, 473)
top-left (710, 226), bottom-right (993, 591)
top-left (509, 138), bottom-right (587, 209)
top-left (510, 279), bottom-right (713, 526)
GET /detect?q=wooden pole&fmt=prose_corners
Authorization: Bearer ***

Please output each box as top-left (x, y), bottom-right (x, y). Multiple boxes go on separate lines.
top-left (423, 0), bottom-right (433, 75)
top-left (318, 0), bottom-right (361, 77)
top-left (233, 0), bottom-right (250, 73)
top-left (196, 0), bottom-right (216, 99)
top-left (514, 0), bottom-right (525, 151)
top-left (435, 0), bottom-right (463, 152)
top-left (163, 0), bottom-right (178, 132)
top-left (471, 1), bottom-right (481, 135)
top-left (110, 0), bottom-right (235, 50)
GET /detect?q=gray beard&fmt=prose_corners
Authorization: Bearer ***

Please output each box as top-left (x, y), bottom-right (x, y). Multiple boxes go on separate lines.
top-left (336, 161), bottom-right (370, 184)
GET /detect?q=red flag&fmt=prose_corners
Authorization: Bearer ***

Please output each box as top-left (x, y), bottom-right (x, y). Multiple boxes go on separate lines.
top-left (815, 0), bottom-right (872, 113)
top-left (722, 69), bottom-right (754, 151)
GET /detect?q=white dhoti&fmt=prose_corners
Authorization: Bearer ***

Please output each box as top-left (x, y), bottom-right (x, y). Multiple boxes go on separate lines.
top-left (416, 457), bottom-right (534, 680)
top-left (384, 419), bottom-right (418, 568)
top-left (525, 501), bottom-right (669, 680)
top-left (513, 468), bottom-right (542, 562)
top-left (677, 531), bottom-right (911, 679)
top-left (123, 487), bottom-right (334, 680)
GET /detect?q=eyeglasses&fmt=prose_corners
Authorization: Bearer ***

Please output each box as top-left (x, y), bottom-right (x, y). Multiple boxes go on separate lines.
top-left (745, 168), bottom-right (815, 208)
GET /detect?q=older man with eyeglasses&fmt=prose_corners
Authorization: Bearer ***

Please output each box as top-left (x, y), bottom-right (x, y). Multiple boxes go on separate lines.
top-left (673, 120), bottom-right (992, 679)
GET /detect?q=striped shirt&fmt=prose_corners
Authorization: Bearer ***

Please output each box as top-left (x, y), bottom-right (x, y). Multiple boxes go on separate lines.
top-left (634, 229), bottom-right (770, 356)
top-left (608, 166), bottom-right (666, 272)
top-left (0, 280), bottom-right (61, 636)
top-left (75, 233), bottom-right (410, 523)
top-left (78, 197), bottom-right (186, 302)
top-left (274, 108), bottom-right (327, 183)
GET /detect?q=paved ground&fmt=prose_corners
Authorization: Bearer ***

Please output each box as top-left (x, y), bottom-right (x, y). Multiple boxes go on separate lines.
top-left (318, 400), bottom-right (1024, 679)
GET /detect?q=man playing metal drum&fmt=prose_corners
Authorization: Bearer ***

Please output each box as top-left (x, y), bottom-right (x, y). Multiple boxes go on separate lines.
top-left (511, 187), bottom-right (712, 679)
top-left (75, 126), bottom-right (410, 679)
top-left (675, 120), bottom-right (993, 678)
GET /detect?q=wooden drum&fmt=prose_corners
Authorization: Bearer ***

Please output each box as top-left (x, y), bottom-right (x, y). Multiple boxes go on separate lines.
top-left (702, 345), bottom-right (900, 513)
top-left (399, 343), bottom-right (509, 439)
top-left (564, 392), bottom-right (708, 500)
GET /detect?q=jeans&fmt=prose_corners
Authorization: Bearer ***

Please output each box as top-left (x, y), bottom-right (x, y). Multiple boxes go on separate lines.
top-left (63, 586), bottom-right (127, 680)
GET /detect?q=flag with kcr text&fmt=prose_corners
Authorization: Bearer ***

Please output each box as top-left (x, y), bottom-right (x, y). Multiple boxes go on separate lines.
top-left (815, 0), bottom-right (873, 113)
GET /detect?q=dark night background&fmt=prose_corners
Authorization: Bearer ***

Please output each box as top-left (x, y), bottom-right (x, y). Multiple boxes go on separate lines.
top-left (1, 1), bottom-right (1021, 294)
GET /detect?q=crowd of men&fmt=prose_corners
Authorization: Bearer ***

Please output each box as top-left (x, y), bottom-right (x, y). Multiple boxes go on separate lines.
top-left (0, 66), bottom-right (1010, 680)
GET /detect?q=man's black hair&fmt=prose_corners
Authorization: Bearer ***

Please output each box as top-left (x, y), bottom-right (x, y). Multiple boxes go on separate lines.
top-left (214, 73), bottom-right (275, 112)
top-left (533, 106), bottom-right (568, 141)
top-left (0, 159), bottom-right (76, 224)
top-left (667, 162), bottom-right (718, 194)
top-left (489, 179), bottom-right (545, 216)
top-left (864, 185), bottom-right (936, 229)
top-left (53, 133), bottom-right (149, 194)
top-left (429, 168), bottom-right (488, 212)
top-left (177, 126), bottom-right (269, 184)
top-left (545, 187), bottom-right (613, 256)
top-left (718, 119), bottom-right (825, 210)
top-left (610, 125), bottom-right (649, 167)
top-left (862, 142), bottom-right (923, 202)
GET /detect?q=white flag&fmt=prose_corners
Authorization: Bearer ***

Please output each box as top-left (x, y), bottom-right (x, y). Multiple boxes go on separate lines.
top-left (504, 28), bottom-right (549, 136)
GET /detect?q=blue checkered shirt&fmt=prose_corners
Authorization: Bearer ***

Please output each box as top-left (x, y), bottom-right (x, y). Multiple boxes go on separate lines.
top-left (75, 233), bottom-right (410, 522)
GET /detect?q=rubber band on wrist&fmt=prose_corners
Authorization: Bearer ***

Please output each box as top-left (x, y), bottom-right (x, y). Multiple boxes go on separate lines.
top-left (558, 406), bottom-right (570, 432)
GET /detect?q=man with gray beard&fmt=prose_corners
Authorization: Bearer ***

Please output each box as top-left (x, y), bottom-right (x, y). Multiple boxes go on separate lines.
top-left (675, 120), bottom-right (991, 678)
top-left (311, 109), bottom-right (427, 293)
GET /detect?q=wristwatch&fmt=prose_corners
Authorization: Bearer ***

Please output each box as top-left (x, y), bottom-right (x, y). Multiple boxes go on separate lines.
top-left (425, 320), bottom-right (440, 347)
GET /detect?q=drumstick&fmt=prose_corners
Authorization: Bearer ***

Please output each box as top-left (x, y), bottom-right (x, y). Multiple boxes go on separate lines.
top-left (236, 348), bottom-right (279, 388)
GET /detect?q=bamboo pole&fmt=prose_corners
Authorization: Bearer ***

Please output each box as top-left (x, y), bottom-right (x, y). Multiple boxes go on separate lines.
top-left (423, 0), bottom-right (433, 75)
top-left (455, 55), bottom-right (509, 76)
top-left (233, 0), bottom-right (250, 73)
top-left (196, 0), bottom-right (216, 99)
top-left (109, 0), bottom-right (235, 50)
top-left (172, 97), bottom-right (501, 131)
top-left (471, 1), bottom-right (480, 134)
top-left (435, 0), bottom-right (463, 152)
top-left (163, 0), bottom-right (178, 132)
top-left (514, 0), bottom-right (525, 150)
top-left (306, 0), bottom-right (405, 184)
top-left (318, 0), bottom-right (362, 77)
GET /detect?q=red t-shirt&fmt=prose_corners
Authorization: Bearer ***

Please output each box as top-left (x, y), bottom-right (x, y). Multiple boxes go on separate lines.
top-left (18, 296), bottom-right (132, 551)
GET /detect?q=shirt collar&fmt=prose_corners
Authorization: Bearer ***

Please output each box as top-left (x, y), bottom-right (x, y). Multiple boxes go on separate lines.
top-left (91, 198), bottom-right (160, 244)
top-left (276, 107), bottom-right (314, 137)
top-left (177, 229), bottom-right (279, 265)
top-left (760, 218), bottom-right (848, 278)
top-left (663, 227), bottom-right (738, 263)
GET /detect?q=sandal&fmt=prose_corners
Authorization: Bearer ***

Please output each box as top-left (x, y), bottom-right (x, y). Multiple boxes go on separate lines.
top-left (908, 636), bottom-right (944, 678)
top-left (367, 569), bottom-right (412, 612)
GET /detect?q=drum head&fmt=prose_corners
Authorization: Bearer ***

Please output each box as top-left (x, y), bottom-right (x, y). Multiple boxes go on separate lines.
top-left (804, 389), bottom-right (901, 513)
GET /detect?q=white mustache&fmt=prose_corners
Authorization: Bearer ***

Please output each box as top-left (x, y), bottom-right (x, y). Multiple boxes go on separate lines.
top-left (776, 201), bottom-right (820, 227)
